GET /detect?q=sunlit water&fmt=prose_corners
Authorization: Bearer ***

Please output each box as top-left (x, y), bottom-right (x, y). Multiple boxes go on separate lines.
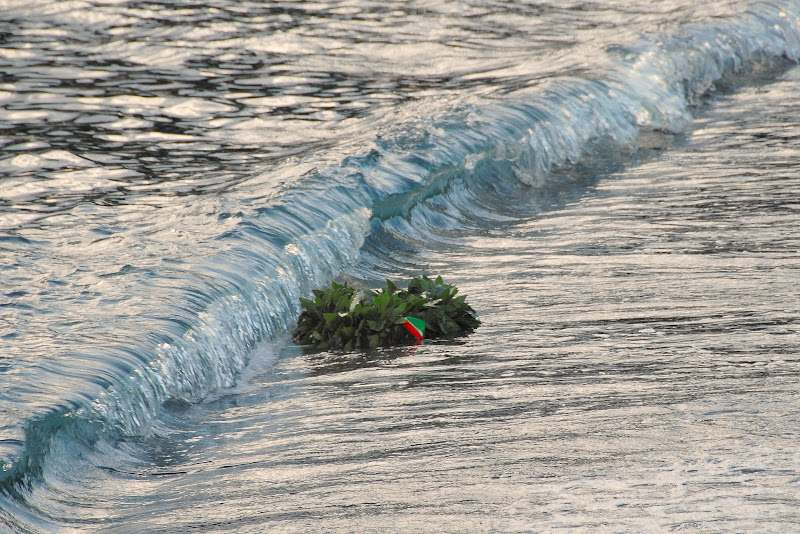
top-left (1, 1), bottom-right (800, 532)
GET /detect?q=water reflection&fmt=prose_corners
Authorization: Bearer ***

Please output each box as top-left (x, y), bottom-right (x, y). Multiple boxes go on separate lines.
top-left (304, 338), bottom-right (479, 377)
top-left (305, 345), bottom-right (415, 376)
top-left (2, 1), bottom-right (800, 530)
top-left (1, 0), bottom-right (701, 226)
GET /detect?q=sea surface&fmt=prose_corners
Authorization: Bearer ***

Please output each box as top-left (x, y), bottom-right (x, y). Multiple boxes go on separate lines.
top-left (1, 1), bottom-right (800, 532)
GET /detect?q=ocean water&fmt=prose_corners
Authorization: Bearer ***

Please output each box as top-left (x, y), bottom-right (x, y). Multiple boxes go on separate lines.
top-left (1, 0), bottom-right (800, 532)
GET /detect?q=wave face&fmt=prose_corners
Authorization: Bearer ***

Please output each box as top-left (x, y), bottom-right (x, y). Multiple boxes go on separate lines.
top-left (1, 0), bottom-right (799, 522)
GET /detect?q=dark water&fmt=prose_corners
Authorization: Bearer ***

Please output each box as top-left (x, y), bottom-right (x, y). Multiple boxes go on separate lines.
top-left (1, 1), bottom-right (800, 532)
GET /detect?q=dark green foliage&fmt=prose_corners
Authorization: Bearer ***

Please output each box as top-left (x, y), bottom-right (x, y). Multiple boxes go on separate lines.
top-left (293, 276), bottom-right (480, 351)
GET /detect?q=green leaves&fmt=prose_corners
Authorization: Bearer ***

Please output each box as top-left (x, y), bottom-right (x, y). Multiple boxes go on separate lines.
top-left (293, 275), bottom-right (481, 352)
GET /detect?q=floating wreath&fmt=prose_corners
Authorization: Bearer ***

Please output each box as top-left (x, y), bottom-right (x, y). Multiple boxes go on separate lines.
top-left (293, 275), bottom-right (480, 351)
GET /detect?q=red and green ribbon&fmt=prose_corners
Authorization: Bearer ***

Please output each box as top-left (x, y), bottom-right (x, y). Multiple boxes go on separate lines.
top-left (404, 317), bottom-right (426, 341)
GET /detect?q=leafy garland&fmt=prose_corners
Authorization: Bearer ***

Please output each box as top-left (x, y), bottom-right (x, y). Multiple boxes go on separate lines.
top-left (293, 275), bottom-right (480, 351)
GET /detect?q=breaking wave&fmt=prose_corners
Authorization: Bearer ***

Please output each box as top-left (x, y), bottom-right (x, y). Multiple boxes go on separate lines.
top-left (3, 1), bottom-right (799, 501)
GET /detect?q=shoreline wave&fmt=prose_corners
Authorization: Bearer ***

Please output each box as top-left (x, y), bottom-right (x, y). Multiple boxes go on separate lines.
top-left (3, 1), bottom-right (799, 502)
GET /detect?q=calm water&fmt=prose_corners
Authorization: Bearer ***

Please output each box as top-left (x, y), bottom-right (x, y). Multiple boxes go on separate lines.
top-left (1, 1), bottom-right (800, 532)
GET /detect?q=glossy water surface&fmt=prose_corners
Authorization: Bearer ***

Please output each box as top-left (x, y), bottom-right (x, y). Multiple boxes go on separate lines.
top-left (1, 1), bottom-right (799, 532)
top-left (79, 67), bottom-right (800, 534)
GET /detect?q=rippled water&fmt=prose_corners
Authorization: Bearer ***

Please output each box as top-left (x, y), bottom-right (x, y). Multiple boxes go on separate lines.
top-left (2, 1), bottom-right (800, 532)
